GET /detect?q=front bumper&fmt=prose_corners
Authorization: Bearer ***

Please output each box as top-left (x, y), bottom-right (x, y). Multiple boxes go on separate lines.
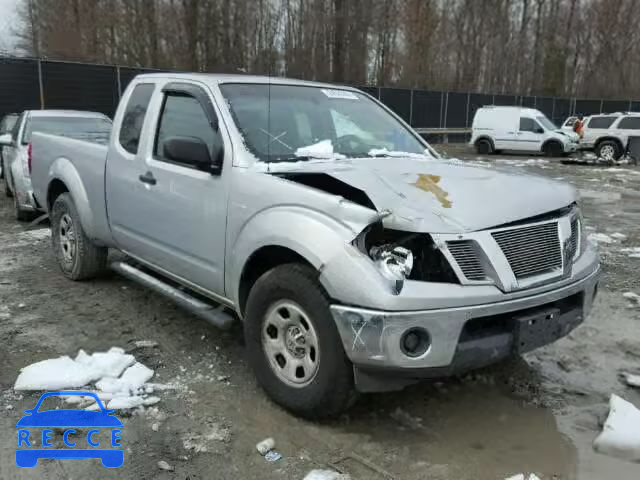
top-left (564, 142), bottom-right (578, 153)
top-left (330, 265), bottom-right (599, 378)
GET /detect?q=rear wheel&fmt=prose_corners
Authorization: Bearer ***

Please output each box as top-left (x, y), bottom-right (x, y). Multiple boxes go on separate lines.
top-left (596, 140), bottom-right (622, 162)
top-left (244, 263), bottom-right (355, 419)
top-left (51, 193), bottom-right (107, 280)
top-left (475, 138), bottom-right (493, 155)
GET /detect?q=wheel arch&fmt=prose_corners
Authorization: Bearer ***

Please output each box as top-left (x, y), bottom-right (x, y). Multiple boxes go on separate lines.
top-left (474, 136), bottom-right (495, 149)
top-left (594, 136), bottom-right (624, 150)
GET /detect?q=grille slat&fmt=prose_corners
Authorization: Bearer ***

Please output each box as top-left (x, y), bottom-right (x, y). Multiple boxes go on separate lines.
top-left (447, 240), bottom-right (486, 281)
top-left (493, 222), bottom-right (562, 279)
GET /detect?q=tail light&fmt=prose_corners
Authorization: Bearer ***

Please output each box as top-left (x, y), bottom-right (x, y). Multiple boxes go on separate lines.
top-left (27, 143), bottom-right (32, 174)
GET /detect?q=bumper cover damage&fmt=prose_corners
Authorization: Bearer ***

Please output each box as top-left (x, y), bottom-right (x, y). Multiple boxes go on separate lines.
top-left (330, 266), bottom-right (600, 392)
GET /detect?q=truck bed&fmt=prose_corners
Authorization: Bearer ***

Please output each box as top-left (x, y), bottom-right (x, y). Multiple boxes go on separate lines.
top-left (31, 132), bottom-right (114, 246)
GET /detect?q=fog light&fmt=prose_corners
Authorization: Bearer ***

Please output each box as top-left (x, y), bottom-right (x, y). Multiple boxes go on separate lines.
top-left (400, 328), bottom-right (430, 357)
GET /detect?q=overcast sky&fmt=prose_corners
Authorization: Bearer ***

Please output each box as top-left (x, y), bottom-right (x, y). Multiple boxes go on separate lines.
top-left (0, 0), bottom-right (21, 50)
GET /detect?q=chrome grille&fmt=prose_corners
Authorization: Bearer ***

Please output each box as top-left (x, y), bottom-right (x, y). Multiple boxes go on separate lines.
top-left (492, 222), bottom-right (561, 279)
top-left (447, 240), bottom-right (486, 281)
top-left (568, 217), bottom-right (579, 259)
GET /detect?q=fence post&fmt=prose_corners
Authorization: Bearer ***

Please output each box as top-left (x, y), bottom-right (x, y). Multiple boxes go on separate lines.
top-left (116, 65), bottom-right (122, 97)
top-left (37, 59), bottom-right (45, 109)
top-left (599, 99), bottom-right (603, 114)
top-left (409, 89), bottom-right (414, 126)
top-left (551, 98), bottom-right (556, 123)
top-left (465, 92), bottom-right (470, 127)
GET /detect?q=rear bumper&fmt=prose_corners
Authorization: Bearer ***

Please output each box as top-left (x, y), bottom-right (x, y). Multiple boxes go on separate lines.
top-left (330, 264), bottom-right (599, 389)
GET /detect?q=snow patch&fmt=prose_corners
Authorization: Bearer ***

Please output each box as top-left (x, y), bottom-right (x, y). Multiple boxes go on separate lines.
top-left (304, 469), bottom-right (351, 480)
top-left (295, 140), bottom-right (345, 159)
top-left (368, 148), bottom-right (427, 159)
top-left (593, 394), bottom-right (640, 462)
top-left (621, 372), bottom-right (640, 388)
top-left (621, 247), bottom-right (640, 259)
top-left (588, 233), bottom-right (615, 245)
top-left (14, 347), bottom-right (162, 410)
top-left (622, 292), bottom-right (640, 306)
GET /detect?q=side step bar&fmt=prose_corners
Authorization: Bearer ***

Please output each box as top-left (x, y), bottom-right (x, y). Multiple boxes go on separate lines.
top-left (110, 261), bottom-right (235, 330)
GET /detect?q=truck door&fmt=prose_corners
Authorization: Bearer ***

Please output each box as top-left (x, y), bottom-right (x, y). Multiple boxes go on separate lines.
top-left (513, 117), bottom-right (544, 151)
top-left (106, 80), bottom-right (230, 297)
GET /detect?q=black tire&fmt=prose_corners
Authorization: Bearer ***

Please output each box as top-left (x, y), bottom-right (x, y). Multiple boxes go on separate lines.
top-left (543, 141), bottom-right (563, 157)
top-left (244, 263), bottom-right (355, 419)
top-left (51, 193), bottom-right (107, 280)
top-left (595, 140), bottom-right (622, 162)
top-left (3, 162), bottom-right (12, 198)
top-left (475, 138), bottom-right (493, 155)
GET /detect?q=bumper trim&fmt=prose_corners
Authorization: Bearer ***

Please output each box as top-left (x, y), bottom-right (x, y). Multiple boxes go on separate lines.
top-left (331, 265), bottom-right (600, 371)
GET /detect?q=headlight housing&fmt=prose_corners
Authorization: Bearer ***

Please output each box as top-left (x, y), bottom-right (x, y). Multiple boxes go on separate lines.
top-left (353, 224), bottom-right (459, 295)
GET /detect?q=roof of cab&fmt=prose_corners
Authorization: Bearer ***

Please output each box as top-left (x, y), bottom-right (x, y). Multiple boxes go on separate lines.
top-left (134, 72), bottom-right (359, 91)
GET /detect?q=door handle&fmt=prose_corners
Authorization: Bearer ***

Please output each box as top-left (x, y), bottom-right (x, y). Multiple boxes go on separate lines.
top-left (138, 171), bottom-right (157, 185)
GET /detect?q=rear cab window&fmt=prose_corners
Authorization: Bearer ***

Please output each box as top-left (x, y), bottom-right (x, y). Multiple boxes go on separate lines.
top-left (119, 83), bottom-right (155, 154)
top-left (587, 116), bottom-right (616, 129)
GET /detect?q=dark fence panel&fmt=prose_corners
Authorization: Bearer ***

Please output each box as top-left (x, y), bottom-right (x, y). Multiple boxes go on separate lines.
top-left (602, 100), bottom-right (630, 114)
top-left (117, 67), bottom-right (157, 94)
top-left (493, 94), bottom-right (517, 106)
top-left (380, 87), bottom-right (412, 123)
top-left (536, 97), bottom-right (554, 120)
top-left (467, 93), bottom-right (493, 126)
top-left (521, 96), bottom-right (536, 108)
top-left (444, 92), bottom-right (468, 128)
top-left (552, 98), bottom-right (571, 124)
top-left (632, 101), bottom-right (640, 112)
top-left (42, 61), bottom-right (119, 117)
top-left (0, 58), bottom-right (41, 117)
top-left (412, 90), bottom-right (441, 128)
top-left (574, 99), bottom-right (601, 116)
top-left (357, 86), bottom-right (379, 100)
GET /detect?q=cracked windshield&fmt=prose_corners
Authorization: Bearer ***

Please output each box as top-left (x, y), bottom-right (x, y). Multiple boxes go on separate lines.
top-left (220, 83), bottom-right (427, 162)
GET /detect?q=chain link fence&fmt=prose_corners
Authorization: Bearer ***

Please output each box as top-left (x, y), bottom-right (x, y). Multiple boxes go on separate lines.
top-left (2, 55), bottom-right (640, 135)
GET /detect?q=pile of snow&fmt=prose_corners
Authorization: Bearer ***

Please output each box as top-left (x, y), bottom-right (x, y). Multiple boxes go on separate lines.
top-left (14, 347), bottom-right (163, 410)
top-left (593, 394), bottom-right (640, 462)
top-left (588, 233), bottom-right (615, 245)
top-left (620, 372), bottom-right (640, 388)
top-left (303, 470), bottom-right (351, 480)
top-left (505, 475), bottom-right (540, 480)
top-left (622, 292), bottom-right (640, 307)
top-left (621, 247), bottom-right (640, 259)
top-left (295, 140), bottom-right (345, 159)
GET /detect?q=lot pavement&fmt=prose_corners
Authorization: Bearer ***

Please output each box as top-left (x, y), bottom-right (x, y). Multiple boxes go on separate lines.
top-left (1, 149), bottom-right (640, 479)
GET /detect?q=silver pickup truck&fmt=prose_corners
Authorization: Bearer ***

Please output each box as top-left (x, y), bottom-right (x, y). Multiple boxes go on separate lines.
top-left (31, 73), bottom-right (600, 418)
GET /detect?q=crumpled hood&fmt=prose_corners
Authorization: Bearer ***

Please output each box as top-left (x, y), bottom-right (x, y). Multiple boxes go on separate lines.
top-left (266, 157), bottom-right (577, 233)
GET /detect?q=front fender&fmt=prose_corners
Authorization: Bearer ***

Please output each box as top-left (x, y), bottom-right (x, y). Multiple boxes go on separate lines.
top-left (227, 206), bottom-right (386, 306)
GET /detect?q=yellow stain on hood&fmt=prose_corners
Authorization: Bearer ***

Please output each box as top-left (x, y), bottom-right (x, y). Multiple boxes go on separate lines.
top-left (411, 174), bottom-right (452, 208)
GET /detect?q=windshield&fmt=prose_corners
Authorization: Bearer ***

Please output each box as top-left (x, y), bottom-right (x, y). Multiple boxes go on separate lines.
top-left (536, 115), bottom-right (557, 131)
top-left (22, 116), bottom-right (112, 144)
top-left (219, 84), bottom-right (426, 162)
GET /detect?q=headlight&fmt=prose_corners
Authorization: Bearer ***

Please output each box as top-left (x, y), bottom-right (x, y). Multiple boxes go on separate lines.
top-left (370, 245), bottom-right (414, 294)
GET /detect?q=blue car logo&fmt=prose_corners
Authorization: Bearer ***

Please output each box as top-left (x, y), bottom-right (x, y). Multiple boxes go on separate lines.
top-left (16, 391), bottom-right (123, 468)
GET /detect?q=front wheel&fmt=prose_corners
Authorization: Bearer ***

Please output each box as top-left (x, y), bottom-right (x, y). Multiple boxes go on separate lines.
top-left (51, 193), bottom-right (108, 280)
top-left (475, 139), bottom-right (493, 155)
top-left (244, 264), bottom-right (355, 419)
top-left (543, 141), bottom-right (563, 157)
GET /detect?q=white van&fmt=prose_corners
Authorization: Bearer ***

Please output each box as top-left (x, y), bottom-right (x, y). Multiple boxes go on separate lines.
top-left (471, 106), bottom-right (578, 156)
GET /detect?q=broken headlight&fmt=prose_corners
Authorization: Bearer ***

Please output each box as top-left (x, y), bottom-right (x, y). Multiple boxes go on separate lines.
top-left (353, 225), bottom-right (460, 295)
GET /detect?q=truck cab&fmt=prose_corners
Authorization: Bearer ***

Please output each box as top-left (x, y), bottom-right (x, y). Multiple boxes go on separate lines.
top-left (31, 74), bottom-right (600, 418)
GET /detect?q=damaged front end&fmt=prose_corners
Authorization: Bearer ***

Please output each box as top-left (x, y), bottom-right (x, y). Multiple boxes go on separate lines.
top-left (352, 224), bottom-right (459, 295)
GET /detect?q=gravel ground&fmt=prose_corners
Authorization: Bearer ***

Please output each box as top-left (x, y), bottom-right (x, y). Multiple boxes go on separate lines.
top-left (1, 148), bottom-right (640, 479)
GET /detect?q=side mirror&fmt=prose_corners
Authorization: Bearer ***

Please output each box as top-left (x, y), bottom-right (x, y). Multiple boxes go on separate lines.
top-left (163, 136), bottom-right (223, 175)
top-left (535, 127), bottom-right (544, 134)
top-left (0, 133), bottom-right (12, 146)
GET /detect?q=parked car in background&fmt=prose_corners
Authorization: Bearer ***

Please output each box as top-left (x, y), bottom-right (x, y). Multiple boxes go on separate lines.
top-left (579, 112), bottom-right (640, 161)
top-left (0, 113), bottom-right (19, 181)
top-left (0, 110), bottom-right (112, 220)
top-left (471, 106), bottom-right (578, 156)
top-left (31, 74), bottom-right (599, 418)
top-left (561, 116), bottom-right (578, 134)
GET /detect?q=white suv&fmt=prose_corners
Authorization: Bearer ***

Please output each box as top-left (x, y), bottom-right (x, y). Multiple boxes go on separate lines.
top-left (581, 112), bottom-right (640, 161)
